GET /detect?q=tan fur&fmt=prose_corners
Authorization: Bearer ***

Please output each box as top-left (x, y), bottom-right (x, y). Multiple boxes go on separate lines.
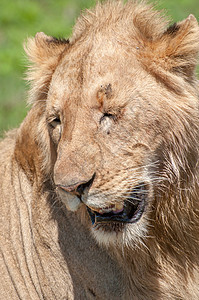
top-left (1, 1), bottom-right (199, 299)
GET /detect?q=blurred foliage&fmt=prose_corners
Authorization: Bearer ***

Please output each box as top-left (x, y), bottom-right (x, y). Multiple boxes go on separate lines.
top-left (0, 0), bottom-right (199, 135)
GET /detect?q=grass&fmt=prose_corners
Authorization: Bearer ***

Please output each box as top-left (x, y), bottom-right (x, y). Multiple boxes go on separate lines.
top-left (0, 0), bottom-right (199, 136)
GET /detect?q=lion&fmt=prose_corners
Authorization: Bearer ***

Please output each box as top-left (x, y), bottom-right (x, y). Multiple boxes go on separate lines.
top-left (1, 1), bottom-right (199, 299)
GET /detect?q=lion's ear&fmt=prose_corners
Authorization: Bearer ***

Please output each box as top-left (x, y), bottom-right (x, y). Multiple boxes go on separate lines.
top-left (140, 15), bottom-right (199, 84)
top-left (24, 32), bottom-right (69, 104)
top-left (161, 15), bottom-right (199, 79)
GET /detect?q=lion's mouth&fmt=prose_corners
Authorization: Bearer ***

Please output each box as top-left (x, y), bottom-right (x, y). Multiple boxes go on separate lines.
top-left (87, 184), bottom-right (147, 226)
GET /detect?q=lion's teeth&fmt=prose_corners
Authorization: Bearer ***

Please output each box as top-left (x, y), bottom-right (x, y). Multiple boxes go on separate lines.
top-left (95, 203), bottom-right (124, 214)
top-left (114, 203), bottom-right (124, 212)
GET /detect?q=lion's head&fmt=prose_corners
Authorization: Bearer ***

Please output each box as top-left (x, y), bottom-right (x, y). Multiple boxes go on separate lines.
top-left (22, 1), bottom-right (199, 249)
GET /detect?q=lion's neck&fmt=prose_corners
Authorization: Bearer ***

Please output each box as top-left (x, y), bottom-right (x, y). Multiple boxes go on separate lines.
top-left (3, 157), bottom-right (199, 300)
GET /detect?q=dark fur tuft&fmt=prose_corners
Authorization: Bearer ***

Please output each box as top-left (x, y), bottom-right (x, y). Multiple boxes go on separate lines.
top-left (50, 37), bottom-right (70, 45)
top-left (164, 22), bottom-right (180, 36)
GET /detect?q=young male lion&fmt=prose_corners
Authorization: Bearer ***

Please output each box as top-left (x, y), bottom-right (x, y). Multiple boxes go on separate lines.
top-left (1, 1), bottom-right (199, 299)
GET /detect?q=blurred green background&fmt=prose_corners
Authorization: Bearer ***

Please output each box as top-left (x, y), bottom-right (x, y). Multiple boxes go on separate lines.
top-left (0, 0), bottom-right (199, 136)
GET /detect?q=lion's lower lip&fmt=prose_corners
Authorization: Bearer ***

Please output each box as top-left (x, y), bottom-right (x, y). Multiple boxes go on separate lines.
top-left (87, 184), bottom-right (147, 225)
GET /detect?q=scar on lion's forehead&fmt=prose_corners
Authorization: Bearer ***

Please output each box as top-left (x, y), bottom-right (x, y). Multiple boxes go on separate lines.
top-left (97, 84), bottom-right (113, 107)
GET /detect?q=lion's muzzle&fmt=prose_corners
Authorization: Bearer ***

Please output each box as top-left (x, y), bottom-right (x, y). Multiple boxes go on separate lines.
top-left (56, 173), bottom-right (95, 211)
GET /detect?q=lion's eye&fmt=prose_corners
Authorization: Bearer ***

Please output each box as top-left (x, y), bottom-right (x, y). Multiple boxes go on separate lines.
top-left (50, 117), bottom-right (61, 129)
top-left (48, 116), bottom-right (62, 143)
top-left (100, 112), bottom-right (115, 123)
top-left (100, 113), bottom-right (115, 134)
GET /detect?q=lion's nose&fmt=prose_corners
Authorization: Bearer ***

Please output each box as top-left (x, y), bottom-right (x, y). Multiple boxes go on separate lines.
top-left (58, 173), bottom-right (95, 196)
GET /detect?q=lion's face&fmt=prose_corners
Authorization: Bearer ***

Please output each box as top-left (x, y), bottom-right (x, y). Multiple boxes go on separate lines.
top-left (25, 2), bottom-right (199, 247)
top-left (46, 39), bottom-right (181, 246)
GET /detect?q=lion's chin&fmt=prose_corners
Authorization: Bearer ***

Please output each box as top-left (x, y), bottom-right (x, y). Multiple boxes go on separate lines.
top-left (90, 220), bottom-right (148, 247)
